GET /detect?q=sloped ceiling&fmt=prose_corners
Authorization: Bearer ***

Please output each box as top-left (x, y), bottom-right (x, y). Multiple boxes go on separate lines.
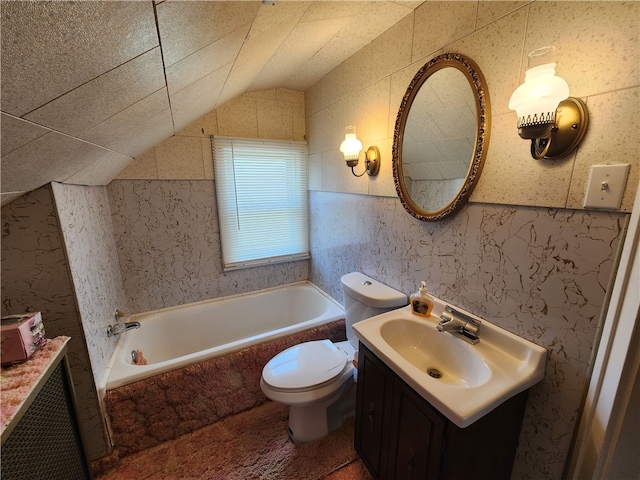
top-left (0, 0), bottom-right (422, 205)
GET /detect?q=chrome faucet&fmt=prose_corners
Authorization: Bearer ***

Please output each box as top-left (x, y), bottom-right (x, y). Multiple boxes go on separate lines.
top-left (106, 321), bottom-right (141, 337)
top-left (436, 306), bottom-right (481, 344)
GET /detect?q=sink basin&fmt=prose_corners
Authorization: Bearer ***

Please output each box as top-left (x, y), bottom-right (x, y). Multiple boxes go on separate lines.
top-left (380, 319), bottom-right (490, 387)
top-left (353, 302), bottom-right (546, 428)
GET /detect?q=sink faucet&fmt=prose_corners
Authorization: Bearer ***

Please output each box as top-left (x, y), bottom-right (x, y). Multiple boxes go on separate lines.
top-left (437, 306), bottom-right (480, 344)
top-left (106, 322), bottom-right (141, 337)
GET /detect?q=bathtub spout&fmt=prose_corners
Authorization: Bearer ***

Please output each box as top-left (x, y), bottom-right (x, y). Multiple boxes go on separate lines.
top-left (107, 322), bottom-right (141, 337)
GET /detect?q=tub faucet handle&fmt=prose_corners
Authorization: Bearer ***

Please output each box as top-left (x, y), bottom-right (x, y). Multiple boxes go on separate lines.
top-left (115, 309), bottom-right (127, 321)
top-left (107, 321), bottom-right (141, 337)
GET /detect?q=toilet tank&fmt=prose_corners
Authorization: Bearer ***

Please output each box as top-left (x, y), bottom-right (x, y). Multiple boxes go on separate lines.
top-left (341, 272), bottom-right (407, 348)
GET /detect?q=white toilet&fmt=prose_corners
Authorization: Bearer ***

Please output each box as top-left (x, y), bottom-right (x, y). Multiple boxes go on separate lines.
top-left (260, 272), bottom-right (407, 443)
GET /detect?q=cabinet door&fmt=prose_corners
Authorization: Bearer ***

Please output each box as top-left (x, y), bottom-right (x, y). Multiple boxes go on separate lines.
top-left (387, 379), bottom-right (446, 480)
top-left (355, 346), bottom-right (393, 479)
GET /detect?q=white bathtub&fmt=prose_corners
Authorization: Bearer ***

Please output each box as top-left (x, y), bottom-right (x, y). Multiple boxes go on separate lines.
top-left (105, 281), bottom-right (344, 390)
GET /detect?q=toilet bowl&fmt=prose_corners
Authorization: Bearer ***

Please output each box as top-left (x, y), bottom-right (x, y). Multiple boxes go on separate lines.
top-left (260, 272), bottom-right (407, 443)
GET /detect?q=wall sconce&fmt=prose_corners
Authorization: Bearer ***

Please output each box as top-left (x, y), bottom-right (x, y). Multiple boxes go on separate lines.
top-left (509, 46), bottom-right (588, 160)
top-left (339, 126), bottom-right (380, 177)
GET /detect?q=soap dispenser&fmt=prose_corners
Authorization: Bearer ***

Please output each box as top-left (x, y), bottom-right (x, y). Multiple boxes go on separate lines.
top-left (410, 281), bottom-right (434, 317)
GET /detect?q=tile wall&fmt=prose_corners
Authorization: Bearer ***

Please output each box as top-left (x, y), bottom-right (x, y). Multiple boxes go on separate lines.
top-left (306, 1), bottom-right (639, 210)
top-left (303, 2), bottom-right (638, 478)
top-left (309, 193), bottom-right (626, 479)
top-left (111, 88), bottom-right (308, 313)
top-left (1, 185), bottom-right (111, 459)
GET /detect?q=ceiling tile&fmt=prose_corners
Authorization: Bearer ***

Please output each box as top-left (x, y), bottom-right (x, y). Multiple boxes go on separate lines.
top-left (1, 132), bottom-right (130, 192)
top-left (166, 23), bottom-right (250, 96)
top-left (25, 48), bottom-right (166, 137)
top-left (250, 17), bottom-right (350, 92)
top-left (156, 1), bottom-right (260, 67)
top-left (1, 1), bottom-right (158, 116)
top-left (170, 64), bottom-right (233, 132)
top-left (219, 1), bottom-right (311, 101)
top-left (64, 154), bottom-right (134, 187)
top-left (82, 89), bottom-right (174, 158)
top-left (1, 114), bottom-right (51, 156)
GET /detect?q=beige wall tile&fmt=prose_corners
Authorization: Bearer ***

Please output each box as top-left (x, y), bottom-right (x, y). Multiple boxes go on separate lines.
top-left (450, 8), bottom-right (528, 115)
top-left (217, 95), bottom-right (259, 138)
top-left (476, 1), bottom-right (530, 29)
top-left (202, 138), bottom-right (214, 180)
top-left (412, 1), bottom-right (476, 62)
top-left (471, 112), bottom-right (576, 207)
top-left (308, 1), bottom-right (638, 211)
top-left (524, 2), bottom-right (639, 99)
top-left (177, 111), bottom-right (219, 138)
top-left (155, 136), bottom-right (204, 179)
top-left (116, 148), bottom-right (157, 180)
top-left (293, 103), bottom-right (306, 142)
top-left (257, 99), bottom-right (293, 140)
top-left (277, 88), bottom-right (305, 104)
top-left (308, 151), bottom-right (323, 191)
top-left (567, 87), bottom-right (640, 212)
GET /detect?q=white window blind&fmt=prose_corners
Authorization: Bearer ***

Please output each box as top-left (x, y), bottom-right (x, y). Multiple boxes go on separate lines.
top-left (212, 136), bottom-right (309, 271)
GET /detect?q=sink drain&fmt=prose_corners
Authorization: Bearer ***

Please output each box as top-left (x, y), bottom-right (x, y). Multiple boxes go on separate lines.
top-left (427, 368), bottom-right (442, 379)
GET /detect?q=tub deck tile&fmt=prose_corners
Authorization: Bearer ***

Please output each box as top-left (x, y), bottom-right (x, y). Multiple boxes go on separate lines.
top-left (104, 320), bottom-right (346, 458)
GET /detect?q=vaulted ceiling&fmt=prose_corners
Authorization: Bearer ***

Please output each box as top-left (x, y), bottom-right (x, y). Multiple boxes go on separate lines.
top-left (0, 1), bottom-right (423, 205)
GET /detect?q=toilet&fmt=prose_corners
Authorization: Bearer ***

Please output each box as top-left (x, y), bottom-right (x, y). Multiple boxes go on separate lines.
top-left (260, 272), bottom-right (407, 443)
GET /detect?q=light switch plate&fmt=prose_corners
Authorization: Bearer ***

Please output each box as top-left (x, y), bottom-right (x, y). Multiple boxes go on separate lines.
top-left (583, 164), bottom-right (630, 209)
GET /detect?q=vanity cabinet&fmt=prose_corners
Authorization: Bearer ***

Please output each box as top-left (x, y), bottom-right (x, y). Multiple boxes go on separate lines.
top-left (355, 344), bottom-right (528, 480)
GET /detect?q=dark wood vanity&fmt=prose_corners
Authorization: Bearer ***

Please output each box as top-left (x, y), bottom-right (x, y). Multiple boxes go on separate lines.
top-left (355, 343), bottom-right (529, 480)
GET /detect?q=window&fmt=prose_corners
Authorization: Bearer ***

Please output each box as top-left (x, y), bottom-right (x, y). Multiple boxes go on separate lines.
top-left (212, 136), bottom-right (309, 271)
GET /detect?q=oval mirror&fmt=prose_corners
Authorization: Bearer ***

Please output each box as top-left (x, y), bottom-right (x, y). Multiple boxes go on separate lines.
top-left (393, 53), bottom-right (490, 221)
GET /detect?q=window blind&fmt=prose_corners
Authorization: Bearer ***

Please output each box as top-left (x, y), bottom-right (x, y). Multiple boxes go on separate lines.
top-left (212, 136), bottom-right (309, 271)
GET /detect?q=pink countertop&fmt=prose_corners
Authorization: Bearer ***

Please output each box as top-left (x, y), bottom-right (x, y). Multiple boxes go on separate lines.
top-left (1, 336), bottom-right (70, 441)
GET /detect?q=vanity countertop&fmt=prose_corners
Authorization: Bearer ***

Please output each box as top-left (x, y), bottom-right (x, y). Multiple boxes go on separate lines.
top-left (1, 336), bottom-right (70, 443)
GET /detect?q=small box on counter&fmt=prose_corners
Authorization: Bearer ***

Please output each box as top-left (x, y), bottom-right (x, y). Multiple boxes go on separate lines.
top-left (1, 312), bottom-right (46, 366)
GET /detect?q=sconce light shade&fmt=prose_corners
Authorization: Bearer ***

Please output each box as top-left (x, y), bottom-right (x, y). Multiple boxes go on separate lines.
top-left (509, 47), bottom-right (588, 160)
top-left (339, 126), bottom-right (380, 177)
top-left (508, 63), bottom-right (570, 139)
top-left (340, 126), bottom-right (363, 165)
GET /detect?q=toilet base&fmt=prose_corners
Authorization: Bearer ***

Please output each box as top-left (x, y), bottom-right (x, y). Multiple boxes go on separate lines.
top-left (288, 378), bottom-right (356, 444)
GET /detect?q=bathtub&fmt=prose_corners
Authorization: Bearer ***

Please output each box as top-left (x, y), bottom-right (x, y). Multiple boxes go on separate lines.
top-left (105, 281), bottom-right (344, 390)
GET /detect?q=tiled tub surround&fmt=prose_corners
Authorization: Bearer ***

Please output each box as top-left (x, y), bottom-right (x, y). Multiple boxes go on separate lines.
top-left (98, 320), bottom-right (346, 472)
top-left (107, 179), bottom-right (309, 313)
top-left (309, 192), bottom-right (626, 480)
top-left (1, 185), bottom-right (110, 459)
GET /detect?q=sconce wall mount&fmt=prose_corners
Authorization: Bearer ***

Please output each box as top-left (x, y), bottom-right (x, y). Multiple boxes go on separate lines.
top-left (509, 46), bottom-right (589, 160)
top-left (520, 96), bottom-right (589, 160)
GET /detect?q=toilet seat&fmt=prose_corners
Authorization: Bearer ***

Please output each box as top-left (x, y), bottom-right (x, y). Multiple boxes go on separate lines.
top-left (262, 340), bottom-right (348, 393)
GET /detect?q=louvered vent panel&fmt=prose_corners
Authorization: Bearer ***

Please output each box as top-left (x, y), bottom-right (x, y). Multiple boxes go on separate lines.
top-left (1, 363), bottom-right (91, 479)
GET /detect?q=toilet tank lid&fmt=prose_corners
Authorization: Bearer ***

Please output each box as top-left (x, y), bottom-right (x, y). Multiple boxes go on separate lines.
top-left (341, 272), bottom-right (407, 309)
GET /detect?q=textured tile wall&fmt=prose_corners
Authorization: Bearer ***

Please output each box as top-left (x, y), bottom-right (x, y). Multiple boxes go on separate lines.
top-left (306, 1), bottom-right (639, 212)
top-left (50, 183), bottom-right (128, 389)
top-left (116, 88), bottom-right (305, 181)
top-left (110, 88), bottom-right (308, 313)
top-left (107, 180), bottom-right (308, 313)
top-left (1, 186), bottom-right (110, 459)
top-left (309, 192), bottom-right (626, 480)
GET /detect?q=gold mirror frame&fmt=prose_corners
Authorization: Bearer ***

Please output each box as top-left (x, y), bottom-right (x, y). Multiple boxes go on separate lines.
top-left (392, 53), bottom-right (491, 221)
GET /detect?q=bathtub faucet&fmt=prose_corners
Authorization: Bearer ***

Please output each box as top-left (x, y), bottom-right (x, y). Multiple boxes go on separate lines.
top-left (107, 322), bottom-right (141, 337)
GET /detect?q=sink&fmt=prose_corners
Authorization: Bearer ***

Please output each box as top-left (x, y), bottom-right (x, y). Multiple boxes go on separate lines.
top-left (380, 319), bottom-right (491, 387)
top-left (353, 302), bottom-right (546, 428)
